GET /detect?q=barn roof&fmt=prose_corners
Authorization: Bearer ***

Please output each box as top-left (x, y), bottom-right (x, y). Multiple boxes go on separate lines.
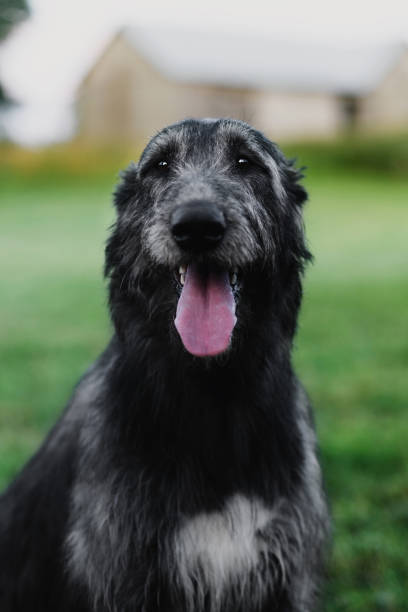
top-left (123, 26), bottom-right (405, 96)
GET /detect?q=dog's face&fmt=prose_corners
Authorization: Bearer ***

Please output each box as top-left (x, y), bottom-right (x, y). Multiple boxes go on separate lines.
top-left (106, 119), bottom-right (310, 359)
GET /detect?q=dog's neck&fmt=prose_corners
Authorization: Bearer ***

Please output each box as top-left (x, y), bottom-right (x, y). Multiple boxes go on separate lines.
top-left (99, 332), bottom-right (302, 506)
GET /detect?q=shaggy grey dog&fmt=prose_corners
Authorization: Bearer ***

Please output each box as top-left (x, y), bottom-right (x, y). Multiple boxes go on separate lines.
top-left (0, 118), bottom-right (330, 612)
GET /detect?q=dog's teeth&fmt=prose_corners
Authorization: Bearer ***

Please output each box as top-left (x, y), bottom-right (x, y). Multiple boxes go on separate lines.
top-left (230, 271), bottom-right (237, 286)
top-left (177, 265), bottom-right (186, 286)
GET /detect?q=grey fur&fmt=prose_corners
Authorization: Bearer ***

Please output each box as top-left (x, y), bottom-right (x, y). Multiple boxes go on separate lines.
top-left (65, 374), bottom-right (329, 612)
top-left (140, 120), bottom-right (282, 271)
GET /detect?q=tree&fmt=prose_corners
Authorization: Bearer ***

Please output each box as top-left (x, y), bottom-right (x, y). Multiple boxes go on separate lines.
top-left (0, 0), bottom-right (30, 106)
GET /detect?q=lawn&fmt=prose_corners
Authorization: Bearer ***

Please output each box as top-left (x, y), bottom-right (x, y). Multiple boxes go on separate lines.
top-left (0, 154), bottom-right (407, 611)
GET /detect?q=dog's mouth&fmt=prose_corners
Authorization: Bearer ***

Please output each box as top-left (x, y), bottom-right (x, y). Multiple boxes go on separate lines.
top-left (174, 263), bottom-right (238, 357)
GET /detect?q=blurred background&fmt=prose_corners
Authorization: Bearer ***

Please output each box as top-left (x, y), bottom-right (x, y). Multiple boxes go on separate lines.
top-left (0, 0), bottom-right (407, 609)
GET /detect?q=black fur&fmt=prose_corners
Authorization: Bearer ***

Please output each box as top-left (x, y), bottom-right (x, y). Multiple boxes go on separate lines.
top-left (0, 119), bottom-right (329, 611)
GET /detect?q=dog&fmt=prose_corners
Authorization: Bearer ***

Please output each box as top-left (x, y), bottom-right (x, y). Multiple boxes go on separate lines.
top-left (0, 118), bottom-right (330, 611)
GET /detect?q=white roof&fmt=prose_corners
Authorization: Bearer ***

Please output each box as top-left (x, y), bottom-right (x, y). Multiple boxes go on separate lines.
top-left (124, 26), bottom-right (404, 95)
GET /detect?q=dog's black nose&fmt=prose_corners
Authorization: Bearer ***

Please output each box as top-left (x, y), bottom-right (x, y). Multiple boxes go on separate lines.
top-left (171, 201), bottom-right (226, 251)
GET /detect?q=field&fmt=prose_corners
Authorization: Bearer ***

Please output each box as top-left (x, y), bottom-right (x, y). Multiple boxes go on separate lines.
top-left (0, 145), bottom-right (407, 610)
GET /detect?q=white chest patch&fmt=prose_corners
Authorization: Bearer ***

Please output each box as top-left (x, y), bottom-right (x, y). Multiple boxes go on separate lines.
top-left (173, 494), bottom-right (273, 609)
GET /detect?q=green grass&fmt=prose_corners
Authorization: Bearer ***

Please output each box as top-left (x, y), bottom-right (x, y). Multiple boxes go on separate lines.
top-left (282, 131), bottom-right (408, 177)
top-left (295, 172), bottom-right (408, 611)
top-left (0, 155), bottom-right (407, 611)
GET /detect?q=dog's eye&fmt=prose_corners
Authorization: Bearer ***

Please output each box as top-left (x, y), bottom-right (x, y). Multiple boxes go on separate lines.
top-left (235, 155), bottom-right (267, 175)
top-left (157, 160), bottom-right (169, 168)
top-left (236, 157), bottom-right (253, 173)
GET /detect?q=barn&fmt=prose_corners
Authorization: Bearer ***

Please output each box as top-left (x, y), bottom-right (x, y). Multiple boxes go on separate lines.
top-left (76, 26), bottom-right (408, 143)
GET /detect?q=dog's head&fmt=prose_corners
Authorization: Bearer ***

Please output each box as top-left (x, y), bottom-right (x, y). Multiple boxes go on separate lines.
top-left (106, 119), bottom-right (310, 360)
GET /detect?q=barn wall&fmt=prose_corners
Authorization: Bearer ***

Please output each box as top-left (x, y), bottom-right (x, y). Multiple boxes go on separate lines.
top-left (358, 50), bottom-right (408, 131)
top-left (251, 91), bottom-right (342, 139)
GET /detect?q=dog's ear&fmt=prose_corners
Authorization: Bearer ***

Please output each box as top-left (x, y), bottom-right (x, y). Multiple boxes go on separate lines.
top-left (280, 159), bottom-right (308, 208)
top-left (257, 134), bottom-right (307, 209)
top-left (262, 141), bottom-right (312, 264)
top-left (113, 162), bottom-right (139, 212)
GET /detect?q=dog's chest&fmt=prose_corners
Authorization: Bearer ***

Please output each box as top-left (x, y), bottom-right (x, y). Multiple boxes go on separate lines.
top-left (173, 494), bottom-right (273, 607)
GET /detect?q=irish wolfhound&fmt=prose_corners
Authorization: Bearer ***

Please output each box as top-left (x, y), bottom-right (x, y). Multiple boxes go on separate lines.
top-left (0, 118), bottom-right (330, 612)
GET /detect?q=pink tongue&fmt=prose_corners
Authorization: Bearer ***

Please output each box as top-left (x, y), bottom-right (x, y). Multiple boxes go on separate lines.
top-left (175, 264), bottom-right (237, 357)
